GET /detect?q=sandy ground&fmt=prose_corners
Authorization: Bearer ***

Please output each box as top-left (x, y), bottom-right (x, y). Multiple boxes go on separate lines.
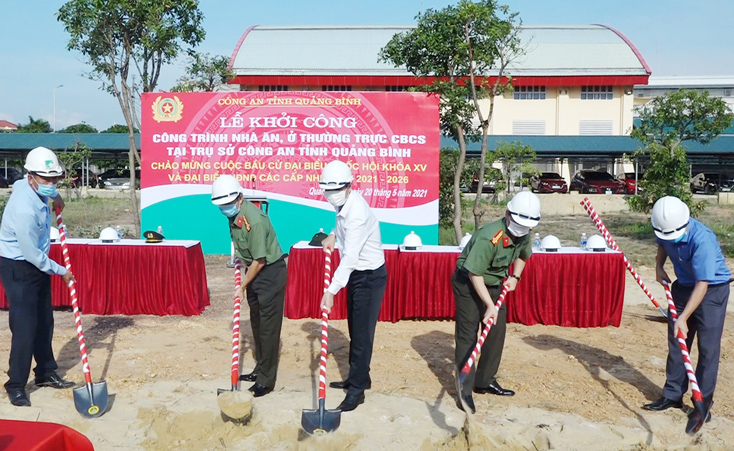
top-left (1, 257), bottom-right (734, 449)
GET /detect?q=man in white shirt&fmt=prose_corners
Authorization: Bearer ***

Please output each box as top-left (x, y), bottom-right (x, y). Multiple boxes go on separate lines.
top-left (319, 161), bottom-right (386, 412)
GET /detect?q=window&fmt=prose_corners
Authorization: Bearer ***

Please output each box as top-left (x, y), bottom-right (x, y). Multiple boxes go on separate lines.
top-left (322, 85), bottom-right (352, 91)
top-left (725, 88), bottom-right (732, 97)
top-left (385, 86), bottom-right (409, 92)
top-left (513, 86), bottom-right (546, 100)
top-left (579, 120), bottom-right (613, 135)
top-left (512, 120), bottom-right (546, 135)
top-left (581, 86), bottom-right (613, 100)
top-left (258, 85), bottom-right (288, 91)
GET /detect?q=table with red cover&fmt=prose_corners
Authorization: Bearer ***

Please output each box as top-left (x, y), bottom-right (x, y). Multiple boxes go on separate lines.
top-left (0, 239), bottom-right (210, 316)
top-left (0, 419), bottom-right (94, 451)
top-left (285, 242), bottom-right (625, 327)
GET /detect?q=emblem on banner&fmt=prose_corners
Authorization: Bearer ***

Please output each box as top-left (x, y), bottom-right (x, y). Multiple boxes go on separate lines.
top-left (152, 96), bottom-right (184, 122)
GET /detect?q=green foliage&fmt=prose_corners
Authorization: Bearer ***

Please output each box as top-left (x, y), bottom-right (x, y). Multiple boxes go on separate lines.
top-left (101, 124), bottom-right (139, 133)
top-left (17, 116), bottom-right (52, 133)
top-left (439, 148), bottom-right (477, 228)
top-left (58, 122), bottom-right (98, 133)
top-left (494, 140), bottom-right (536, 193)
top-left (632, 89), bottom-right (734, 151)
top-left (629, 89), bottom-right (732, 214)
top-left (171, 51), bottom-right (233, 92)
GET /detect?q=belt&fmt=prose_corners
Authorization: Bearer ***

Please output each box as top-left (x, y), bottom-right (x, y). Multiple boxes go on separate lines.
top-left (354, 264), bottom-right (385, 275)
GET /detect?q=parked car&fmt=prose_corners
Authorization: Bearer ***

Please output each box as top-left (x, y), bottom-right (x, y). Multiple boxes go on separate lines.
top-left (99, 169), bottom-right (141, 190)
top-left (690, 173), bottom-right (734, 194)
top-left (569, 170), bottom-right (626, 194)
top-left (616, 172), bottom-right (644, 194)
top-left (65, 168), bottom-right (100, 188)
top-left (530, 172), bottom-right (568, 193)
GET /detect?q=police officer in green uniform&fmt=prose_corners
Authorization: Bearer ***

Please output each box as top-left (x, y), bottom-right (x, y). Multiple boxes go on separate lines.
top-left (212, 175), bottom-right (287, 397)
top-left (453, 191), bottom-right (541, 413)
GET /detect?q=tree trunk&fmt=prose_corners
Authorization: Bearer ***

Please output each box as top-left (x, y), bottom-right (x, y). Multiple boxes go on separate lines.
top-left (453, 126), bottom-right (468, 244)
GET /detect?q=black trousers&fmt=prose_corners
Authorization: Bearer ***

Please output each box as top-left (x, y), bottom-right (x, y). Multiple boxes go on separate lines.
top-left (345, 264), bottom-right (387, 397)
top-left (246, 258), bottom-right (287, 389)
top-left (0, 258), bottom-right (59, 390)
top-left (663, 280), bottom-right (729, 401)
top-left (453, 268), bottom-right (506, 397)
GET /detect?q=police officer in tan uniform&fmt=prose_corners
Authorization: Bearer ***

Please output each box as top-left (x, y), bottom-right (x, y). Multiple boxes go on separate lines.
top-left (453, 191), bottom-right (540, 413)
top-left (212, 175), bottom-right (287, 397)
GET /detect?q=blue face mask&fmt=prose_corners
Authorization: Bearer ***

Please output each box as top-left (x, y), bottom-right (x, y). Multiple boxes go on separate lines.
top-left (219, 204), bottom-right (240, 218)
top-left (36, 183), bottom-right (57, 198)
top-left (673, 232), bottom-right (687, 243)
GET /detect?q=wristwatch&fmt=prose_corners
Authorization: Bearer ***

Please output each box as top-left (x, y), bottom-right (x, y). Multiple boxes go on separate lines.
top-left (509, 274), bottom-right (521, 282)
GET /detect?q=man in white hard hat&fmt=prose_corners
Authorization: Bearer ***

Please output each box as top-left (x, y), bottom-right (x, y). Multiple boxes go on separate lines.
top-left (0, 147), bottom-right (75, 407)
top-left (211, 174), bottom-right (287, 397)
top-left (452, 190), bottom-right (540, 413)
top-left (319, 160), bottom-right (386, 412)
top-left (643, 196), bottom-right (731, 434)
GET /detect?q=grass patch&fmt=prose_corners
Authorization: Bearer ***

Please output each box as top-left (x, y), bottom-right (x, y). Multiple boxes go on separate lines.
top-left (58, 197), bottom-right (134, 238)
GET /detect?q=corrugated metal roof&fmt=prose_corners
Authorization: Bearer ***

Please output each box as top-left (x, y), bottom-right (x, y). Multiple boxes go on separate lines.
top-left (231, 24), bottom-right (649, 77)
top-left (440, 135), bottom-right (734, 156)
top-left (0, 133), bottom-right (139, 152)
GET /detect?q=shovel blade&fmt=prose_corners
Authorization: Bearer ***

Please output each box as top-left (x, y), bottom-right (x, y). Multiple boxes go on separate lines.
top-left (455, 371), bottom-right (472, 414)
top-left (217, 388), bottom-right (253, 424)
top-left (301, 408), bottom-right (341, 435)
top-left (686, 400), bottom-right (708, 435)
top-left (73, 382), bottom-right (108, 418)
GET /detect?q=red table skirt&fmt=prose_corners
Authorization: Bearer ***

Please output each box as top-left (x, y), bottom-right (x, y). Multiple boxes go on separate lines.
top-left (0, 419), bottom-right (94, 451)
top-left (0, 240), bottom-right (210, 316)
top-left (285, 244), bottom-right (626, 327)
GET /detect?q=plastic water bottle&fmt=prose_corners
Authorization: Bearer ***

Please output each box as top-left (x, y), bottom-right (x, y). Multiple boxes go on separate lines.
top-left (115, 225), bottom-right (122, 239)
top-left (533, 233), bottom-right (541, 251)
top-left (580, 233), bottom-right (588, 250)
top-left (157, 225), bottom-right (163, 235)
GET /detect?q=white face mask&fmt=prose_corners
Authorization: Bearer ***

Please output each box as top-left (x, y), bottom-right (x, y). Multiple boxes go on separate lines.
top-left (324, 189), bottom-right (348, 207)
top-left (507, 219), bottom-right (531, 237)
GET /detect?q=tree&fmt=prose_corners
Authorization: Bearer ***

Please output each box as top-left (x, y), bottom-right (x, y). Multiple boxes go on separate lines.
top-left (57, 142), bottom-right (92, 199)
top-left (629, 89), bottom-right (734, 213)
top-left (380, 0), bottom-right (523, 240)
top-left (171, 51), bottom-right (233, 92)
top-left (58, 0), bottom-right (205, 235)
top-left (102, 124), bottom-right (139, 134)
top-left (493, 140), bottom-right (537, 194)
top-left (439, 148), bottom-right (478, 230)
top-left (16, 116), bottom-right (52, 133)
top-left (59, 122), bottom-right (98, 133)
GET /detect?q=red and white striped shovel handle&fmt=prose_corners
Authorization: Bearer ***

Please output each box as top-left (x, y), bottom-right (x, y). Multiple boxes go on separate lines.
top-left (317, 248), bottom-right (333, 401)
top-left (580, 198), bottom-right (667, 317)
top-left (460, 285), bottom-right (509, 376)
top-left (230, 259), bottom-right (243, 388)
top-left (662, 281), bottom-right (704, 403)
top-left (54, 208), bottom-right (93, 386)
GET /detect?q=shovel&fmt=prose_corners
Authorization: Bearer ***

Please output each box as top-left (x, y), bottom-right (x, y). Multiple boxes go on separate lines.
top-left (217, 259), bottom-right (253, 423)
top-left (55, 207), bottom-right (108, 418)
top-left (301, 248), bottom-right (341, 435)
top-left (662, 281), bottom-right (708, 434)
top-left (456, 285), bottom-right (509, 413)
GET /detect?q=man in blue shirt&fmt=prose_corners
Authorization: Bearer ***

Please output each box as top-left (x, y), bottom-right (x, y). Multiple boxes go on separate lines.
top-left (0, 147), bottom-right (75, 407)
top-left (642, 196), bottom-right (731, 434)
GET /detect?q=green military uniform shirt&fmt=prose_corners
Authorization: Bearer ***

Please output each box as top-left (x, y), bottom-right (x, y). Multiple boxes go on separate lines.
top-left (456, 217), bottom-right (532, 286)
top-left (229, 200), bottom-right (283, 265)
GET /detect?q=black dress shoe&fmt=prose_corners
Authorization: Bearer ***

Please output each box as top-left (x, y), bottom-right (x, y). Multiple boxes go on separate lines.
top-left (329, 380), bottom-right (372, 390)
top-left (474, 381), bottom-right (515, 396)
top-left (7, 388), bottom-right (30, 407)
top-left (239, 370), bottom-right (258, 382)
top-left (642, 397), bottom-right (683, 411)
top-left (456, 393), bottom-right (476, 414)
top-left (248, 383), bottom-right (273, 397)
top-left (336, 393), bottom-right (365, 412)
top-left (35, 373), bottom-right (74, 389)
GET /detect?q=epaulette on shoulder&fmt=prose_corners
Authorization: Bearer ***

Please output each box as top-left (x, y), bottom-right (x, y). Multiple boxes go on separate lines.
top-left (490, 230), bottom-right (504, 246)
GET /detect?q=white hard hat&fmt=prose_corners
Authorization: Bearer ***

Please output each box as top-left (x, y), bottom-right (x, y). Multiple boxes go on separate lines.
top-left (651, 196), bottom-right (690, 241)
top-left (211, 174), bottom-right (242, 205)
top-left (99, 227), bottom-right (120, 243)
top-left (319, 161), bottom-right (353, 191)
top-left (459, 233), bottom-right (472, 250)
top-left (507, 191), bottom-right (541, 227)
top-left (24, 147), bottom-right (64, 177)
top-left (587, 234), bottom-right (608, 251)
top-left (400, 231), bottom-right (423, 251)
top-left (50, 227), bottom-right (60, 243)
top-left (540, 235), bottom-right (561, 252)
